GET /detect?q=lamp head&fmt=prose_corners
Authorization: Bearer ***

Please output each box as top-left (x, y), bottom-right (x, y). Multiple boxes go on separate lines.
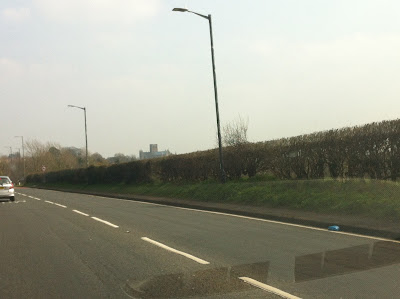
top-left (172, 8), bottom-right (189, 12)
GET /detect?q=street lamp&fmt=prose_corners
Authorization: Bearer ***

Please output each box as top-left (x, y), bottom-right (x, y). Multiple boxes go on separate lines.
top-left (173, 7), bottom-right (226, 183)
top-left (67, 105), bottom-right (88, 167)
top-left (15, 136), bottom-right (25, 181)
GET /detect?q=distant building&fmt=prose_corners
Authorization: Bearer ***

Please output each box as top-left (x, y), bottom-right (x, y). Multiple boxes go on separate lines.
top-left (139, 144), bottom-right (171, 160)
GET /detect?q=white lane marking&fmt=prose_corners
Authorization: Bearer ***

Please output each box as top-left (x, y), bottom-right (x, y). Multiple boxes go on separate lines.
top-left (239, 277), bottom-right (301, 299)
top-left (44, 200), bottom-right (54, 204)
top-left (133, 202), bottom-right (400, 244)
top-left (17, 193), bottom-right (41, 200)
top-left (141, 237), bottom-right (210, 265)
top-left (32, 190), bottom-right (400, 244)
top-left (91, 217), bottom-right (119, 228)
top-left (73, 210), bottom-right (89, 217)
top-left (54, 203), bottom-right (67, 208)
top-left (15, 193), bottom-right (38, 200)
top-left (166, 207), bottom-right (400, 244)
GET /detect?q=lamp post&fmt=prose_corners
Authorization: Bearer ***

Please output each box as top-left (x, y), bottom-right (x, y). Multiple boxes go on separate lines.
top-left (173, 7), bottom-right (226, 183)
top-left (67, 105), bottom-right (88, 167)
top-left (15, 136), bottom-right (25, 181)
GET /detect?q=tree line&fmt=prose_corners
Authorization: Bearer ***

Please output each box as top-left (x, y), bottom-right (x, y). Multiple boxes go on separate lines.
top-left (1, 140), bottom-right (136, 182)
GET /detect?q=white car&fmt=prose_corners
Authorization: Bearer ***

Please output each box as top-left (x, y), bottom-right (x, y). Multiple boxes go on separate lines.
top-left (0, 176), bottom-right (15, 202)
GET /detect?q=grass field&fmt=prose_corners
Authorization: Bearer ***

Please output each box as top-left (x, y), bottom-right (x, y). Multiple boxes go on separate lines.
top-left (27, 177), bottom-right (400, 220)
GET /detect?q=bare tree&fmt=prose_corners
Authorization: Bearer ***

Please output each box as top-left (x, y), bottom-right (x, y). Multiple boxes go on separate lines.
top-left (24, 139), bottom-right (109, 174)
top-left (107, 153), bottom-right (137, 164)
top-left (90, 152), bottom-right (109, 166)
top-left (222, 115), bottom-right (249, 147)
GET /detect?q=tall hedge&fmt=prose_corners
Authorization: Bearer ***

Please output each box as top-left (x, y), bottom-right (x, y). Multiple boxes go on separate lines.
top-left (26, 118), bottom-right (400, 184)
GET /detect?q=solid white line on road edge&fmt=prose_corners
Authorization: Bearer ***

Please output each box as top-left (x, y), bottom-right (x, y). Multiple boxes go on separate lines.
top-left (51, 191), bottom-right (400, 244)
top-left (134, 202), bottom-right (400, 244)
top-left (91, 217), bottom-right (119, 228)
top-left (73, 210), bottom-right (89, 217)
top-left (169, 207), bottom-right (400, 244)
top-left (44, 200), bottom-right (54, 204)
top-left (141, 237), bottom-right (210, 265)
top-left (239, 277), bottom-right (301, 299)
top-left (54, 203), bottom-right (67, 208)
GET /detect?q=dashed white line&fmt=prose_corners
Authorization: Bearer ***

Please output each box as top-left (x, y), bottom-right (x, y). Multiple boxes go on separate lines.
top-left (141, 237), bottom-right (210, 265)
top-left (91, 217), bottom-right (119, 228)
top-left (17, 194), bottom-right (41, 200)
top-left (73, 210), bottom-right (89, 217)
top-left (239, 277), bottom-right (301, 299)
top-left (54, 203), bottom-right (67, 208)
top-left (44, 200), bottom-right (54, 204)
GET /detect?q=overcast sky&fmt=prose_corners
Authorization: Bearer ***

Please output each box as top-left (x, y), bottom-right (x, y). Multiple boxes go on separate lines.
top-left (1, 0), bottom-right (400, 158)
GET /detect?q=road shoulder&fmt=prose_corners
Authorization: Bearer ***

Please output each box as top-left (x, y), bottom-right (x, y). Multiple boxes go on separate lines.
top-left (21, 186), bottom-right (400, 240)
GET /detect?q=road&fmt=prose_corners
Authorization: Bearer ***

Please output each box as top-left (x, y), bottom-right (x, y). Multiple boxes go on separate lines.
top-left (1, 188), bottom-right (400, 298)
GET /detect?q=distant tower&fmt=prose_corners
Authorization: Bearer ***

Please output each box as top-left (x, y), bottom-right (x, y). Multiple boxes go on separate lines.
top-left (150, 144), bottom-right (158, 153)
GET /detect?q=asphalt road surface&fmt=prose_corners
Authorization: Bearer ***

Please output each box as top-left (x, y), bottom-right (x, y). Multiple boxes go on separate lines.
top-left (1, 188), bottom-right (400, 298)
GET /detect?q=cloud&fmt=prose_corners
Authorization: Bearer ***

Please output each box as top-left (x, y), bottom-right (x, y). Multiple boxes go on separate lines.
top-left (34, 0), bottom-right (162, 25)
top-left (300, 34), bottom-right (400, 63)
top-left (0, 58), bottom-right (24, 77)
top-left (0, 58), bottom-right (85, 88)
top-left (244, 33), bottom-right (400, 89)
top-left (249, 33), bottom-right (400, 66)
top-left (1, 7), bottom-right (30, 23)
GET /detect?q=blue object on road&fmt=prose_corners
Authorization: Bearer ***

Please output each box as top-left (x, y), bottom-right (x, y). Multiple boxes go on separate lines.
top-left (328, 225), bottom-right (340, 231)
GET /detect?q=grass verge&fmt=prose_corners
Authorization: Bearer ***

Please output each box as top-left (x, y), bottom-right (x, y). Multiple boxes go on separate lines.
top-left (26, 178), bottom-right (400, 221)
